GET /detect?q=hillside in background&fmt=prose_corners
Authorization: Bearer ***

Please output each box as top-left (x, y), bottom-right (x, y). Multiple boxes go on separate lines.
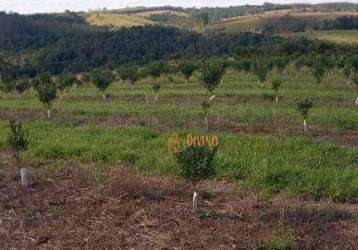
top-left (206, 9), bottom-right (358, 34)
top-left (1, 2), bottom-right (358, 76)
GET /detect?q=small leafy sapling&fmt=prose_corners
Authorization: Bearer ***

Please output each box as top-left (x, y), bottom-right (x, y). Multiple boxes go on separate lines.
top-left (200, 60), bottom-right (225, 130)
top-left (294, 56), bottom-right (306, 72)
top-left (90, 69), bottom-right (114, 101)
top-left (273, 56), bottom-right (289, 74)
top-left (347, 71), bottom-right (358, 106)
top-left (152, 82), bottom-right (161, 102)
top-left (14, 79), bottom-right (31, 98)
top-left (174, 144), bottom-right (218, 214)
top-left (253, 60), bottom-right (270, 87)
top-left (311, 61), bottom-right (326, 84)
top-left (235, 59), bottom-right (252, 73)
top-left (79, 73), bottom-right (90, 86)
top-left (118, 64), bottom-right (139, 88)
top-left (55, 72), bottom-right (75, 101)
top-left (0, 59), bottom-right (14, 96)
top-left (34, 73), bottom-right (57, 121)
top-left (297, 99), bottom-right (313, 133)
top-left (149, 62), bottom-right (165, 102)
top-left (7, 120), bottom-right (29, 187)
top-left (271, 78), bottom-right (282, 104)
top-left (179, 61), bottom-right (197, 82)
top-left (343, 63), bottom-right (353, 84)
top-left (0, 57), bottom-right (9, 84)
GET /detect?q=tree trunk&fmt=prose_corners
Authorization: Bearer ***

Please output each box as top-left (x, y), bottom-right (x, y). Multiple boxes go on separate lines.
top-left (204, 115), bottom-right (209, 131)
top-left (192, 190), bottom-right (198, 214)
top-left (47, 108), bottom-right (51, 121)
top-left (303, 119), bottom-right (308, 133)
top-left (356, 96), bottom-right (358, 106)
top-left (102, 93), bottom-right (106, 102)
top-left (20, 168), bottom-right (30, 187)
top-left (275, 95), bottom-right (279, 104)
top-left (154, 93), bottom-right (159, 103)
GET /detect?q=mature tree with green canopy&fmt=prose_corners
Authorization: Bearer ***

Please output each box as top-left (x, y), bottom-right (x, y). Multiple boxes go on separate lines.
top-left (90, 69), bottom-right (114, 101)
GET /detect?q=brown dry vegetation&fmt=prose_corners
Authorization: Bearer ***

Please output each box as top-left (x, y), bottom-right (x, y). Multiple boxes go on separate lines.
top-left (1, 150), bottom-right (358, 249)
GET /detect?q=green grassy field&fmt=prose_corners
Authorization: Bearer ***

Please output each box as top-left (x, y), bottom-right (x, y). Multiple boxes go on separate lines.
top-left (0, 67), bottom-right (357, 202)
top-left (298, 30), bottom-right (358, 45)
top-left (86, 13), bottom-right (153, 28)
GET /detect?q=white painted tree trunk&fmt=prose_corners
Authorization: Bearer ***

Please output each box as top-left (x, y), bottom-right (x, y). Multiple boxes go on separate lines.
top-left (275, 95), bottom-right (279, 104)
top-left (47, 109), bottom-right (51, 121)
top-left (154, 94), bottom-right (159, 102)
top-left (20, 168), bottom-right (29, 187)
top-left (355, 96), bottom-right (358, 106)
top-left (204, 115), bottom-right (209, 131)
top-left (102, 93), bottom-right (106, 102)
top-left (192, 191), bottom-right (198, 214)
top-left (303, 119), bottom-right (308, 133)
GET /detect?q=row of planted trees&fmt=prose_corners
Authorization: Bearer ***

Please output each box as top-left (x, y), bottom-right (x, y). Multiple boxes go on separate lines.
top-left (0, 56), bottom-right (355, 132)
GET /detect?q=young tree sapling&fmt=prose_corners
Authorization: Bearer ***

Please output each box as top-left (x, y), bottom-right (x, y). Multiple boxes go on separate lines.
top-left (271, 78), bottom-right (282, 104)
top-left (200, 60), bottom-right (225, 130)
top-left (149, 62), bottom-right (165, 102)
top-left (297, 99), bottom-right (313, 133)
top-left (174, 144), bottom-right (218, 214)
top-left (90, 69), bottom-right (114, 101)
top-left (179, 61), bottom-right (197, 82)
top-left (7, 120), bottom-right (29, 187)
top-left (33, 73), bottom-right (57, 121)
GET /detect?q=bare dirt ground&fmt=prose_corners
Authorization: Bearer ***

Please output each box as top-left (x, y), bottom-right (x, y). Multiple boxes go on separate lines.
top-left (1, 151), bottom-right (358, 249)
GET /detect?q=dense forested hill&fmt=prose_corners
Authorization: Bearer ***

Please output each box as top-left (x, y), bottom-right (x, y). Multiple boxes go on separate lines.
top-left (1, 2), bottom-right (358, 78)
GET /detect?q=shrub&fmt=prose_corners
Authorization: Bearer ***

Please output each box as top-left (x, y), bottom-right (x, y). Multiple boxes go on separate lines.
top-left (174, 145), bottom-right (217, 185)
